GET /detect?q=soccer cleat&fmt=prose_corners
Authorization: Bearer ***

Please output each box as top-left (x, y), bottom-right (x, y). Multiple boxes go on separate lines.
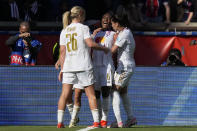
top-left (123, 117), bottom-right (137, 128)
top-left (88, 122), bottom-right (100, 129)
top-left (118, 122), bottom-right (123, 128)
top-left (100, 120), bottom-right (107, 128)
top-left (57, 123), bottom-right (65, 128)
top-left (69, 121), bottom-right (76, 128)
top-left (69, 117), bottom-right (80, 128)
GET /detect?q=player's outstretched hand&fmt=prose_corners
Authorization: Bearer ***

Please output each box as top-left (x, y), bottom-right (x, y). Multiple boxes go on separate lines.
top-left (92, 28), bottom-right (102, 37)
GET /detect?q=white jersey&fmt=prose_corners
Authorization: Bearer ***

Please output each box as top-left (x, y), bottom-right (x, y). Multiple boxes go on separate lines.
top-left (115, 28), bottom-right (136, 72)
top-left (60, 23), bottom-right (92, 72)
top-left (92, 30), bottom-right (115, 69)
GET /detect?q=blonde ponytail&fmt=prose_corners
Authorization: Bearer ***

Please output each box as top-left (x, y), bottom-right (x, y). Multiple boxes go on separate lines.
top-left (62, 11), bottom-right (71, 29)
top-left (62, 6), bottom-right (86, 29)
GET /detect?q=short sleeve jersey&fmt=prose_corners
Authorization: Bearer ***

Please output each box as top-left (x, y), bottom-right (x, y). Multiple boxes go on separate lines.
top-left (60, 23), bottom-right (93, 72)
top-left (115, 28), bottom-right (136, 72)
top-left (92, 30), bottom-right (115, 69)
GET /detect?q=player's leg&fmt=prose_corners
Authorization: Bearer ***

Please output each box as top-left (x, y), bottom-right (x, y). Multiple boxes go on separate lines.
top-left (111, 71), bottom-right (125, 128)
top-left (94, 67), bottom-right (102, 121)
top-left (66, 91), bottom-right (74, 117)
top-left (69, 87), bottom-right (83, 128)
top-left (77, 69), bottom-right (100, 128)
top-left (100, 86), bottom-right (110, 128)
top-left (57, 83), bottom-right (73, 128)
top-left (111, 87), bottom-right (123, 128)
top-left (57, 72), bottom-right (77, 128)
top-left (117, 71), bottom-right (137, 128)
top-left (120, 87), bottom-right (137, 128)
top-left (95, 90), bottom-right (102, 121)
top-left (100, 66), bottom-right (113, 127)
top-left (85, 85), bottom-right (100, 128)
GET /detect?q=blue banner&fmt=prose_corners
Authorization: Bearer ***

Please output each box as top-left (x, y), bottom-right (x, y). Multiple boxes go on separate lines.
top-left (0, 66), bottom-right (197, 126)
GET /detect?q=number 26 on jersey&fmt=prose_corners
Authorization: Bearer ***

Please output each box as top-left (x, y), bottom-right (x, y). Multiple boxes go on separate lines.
top-left (66, 33), bottom-right (78, 52)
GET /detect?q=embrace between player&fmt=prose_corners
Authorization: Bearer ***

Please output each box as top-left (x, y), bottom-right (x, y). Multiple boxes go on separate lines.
top-left (56, 6), bottom-right (137, 128)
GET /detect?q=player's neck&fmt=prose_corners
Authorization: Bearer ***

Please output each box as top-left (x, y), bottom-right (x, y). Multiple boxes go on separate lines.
top-left (118, 27), bottom-right (125, 32)
top-left (72, 19), bottom-right (81, 24)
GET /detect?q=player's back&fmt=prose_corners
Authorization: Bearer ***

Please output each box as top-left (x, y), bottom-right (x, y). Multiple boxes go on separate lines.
top-left (61, 23), bottom-right (93, 72)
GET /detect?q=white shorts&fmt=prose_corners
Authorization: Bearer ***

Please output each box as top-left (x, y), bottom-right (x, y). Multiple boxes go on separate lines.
top-left (73, 84), bottom-right (84, 90)
top-left (62, 69), bottom-right (94, 87)
top-left (114, 70), bottom-right (133, 87)
top-left (94, 66), bottom-right (113, 91)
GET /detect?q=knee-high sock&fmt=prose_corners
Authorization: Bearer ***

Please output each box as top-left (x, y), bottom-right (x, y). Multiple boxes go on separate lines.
top-left (70, 105), bottom-right (80, 123)
top-left (67, 103), bottom-right (73, 116)
top-left (121, 93), bottom-right (133, 119)
top-left (112, 91), bottom-right (122, 124)
top-left (91, 109), bottom-right (99, 123)
top-left (101, 96), bottom-right (110, 121)
top-left (57, 110), bottom-right (64, 123)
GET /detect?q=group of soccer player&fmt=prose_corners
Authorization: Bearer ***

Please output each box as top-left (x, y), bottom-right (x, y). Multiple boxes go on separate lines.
top-left (56, 6), bottom-right (137, 129)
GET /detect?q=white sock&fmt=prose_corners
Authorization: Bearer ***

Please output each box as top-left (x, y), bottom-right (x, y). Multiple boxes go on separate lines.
top-left (91, 109), bottom-right (99, 123)
top-left (67, 103), bottom-right (73, 116)
top-left (112, 91), bottom-right (122, 124)
top-left (101, 96), bottom-right (110, 121)
top-left (70, 105), bottom-right (80, 123)
top-left (97, 99), bottom-right (102, 121)
top-left (121, 93), bottom-right (133, 119)
top-left (57, 110), bottom-right (64, 123)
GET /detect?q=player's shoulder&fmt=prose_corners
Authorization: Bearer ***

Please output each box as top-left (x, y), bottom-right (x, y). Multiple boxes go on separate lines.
top-left (110, 31), bottom-right (116, 36)
top-left (81, 24), bottom-right (90, 31)
top-left (60, 28), bottom-right (67, 34)
top-left (105, 30), bottom-right (115, 35)
top-left (75, 23), bottom-right (89, 29)
top-left (120, 28), bottom-right (131, 37)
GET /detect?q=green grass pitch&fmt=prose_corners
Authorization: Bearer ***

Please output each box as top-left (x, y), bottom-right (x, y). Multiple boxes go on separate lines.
top-left (1, 126), bottom-right (197, 131)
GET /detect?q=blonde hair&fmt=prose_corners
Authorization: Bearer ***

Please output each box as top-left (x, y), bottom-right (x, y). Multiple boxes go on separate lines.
top-left (62, 6), bottom-right (86, 29)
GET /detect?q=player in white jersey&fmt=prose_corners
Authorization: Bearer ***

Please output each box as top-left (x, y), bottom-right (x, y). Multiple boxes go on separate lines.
top-left (109, 14), bottom-right (137, 128)
top-left (91, 12), bottom-right (115, 128)
top-left (57, 6), bottom-right (109, 128)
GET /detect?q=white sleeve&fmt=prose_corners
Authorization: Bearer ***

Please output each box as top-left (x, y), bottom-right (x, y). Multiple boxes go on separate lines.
top-left (83, 26), bottom-right (91, 40)
top-left (59, 30), bottom-right (66, 46)
top-left (115, 36), bottom-right (127, 47)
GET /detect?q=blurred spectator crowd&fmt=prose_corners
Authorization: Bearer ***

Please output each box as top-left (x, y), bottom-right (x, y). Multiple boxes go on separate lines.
top-left (0, 0), bottom-right (197, 25)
